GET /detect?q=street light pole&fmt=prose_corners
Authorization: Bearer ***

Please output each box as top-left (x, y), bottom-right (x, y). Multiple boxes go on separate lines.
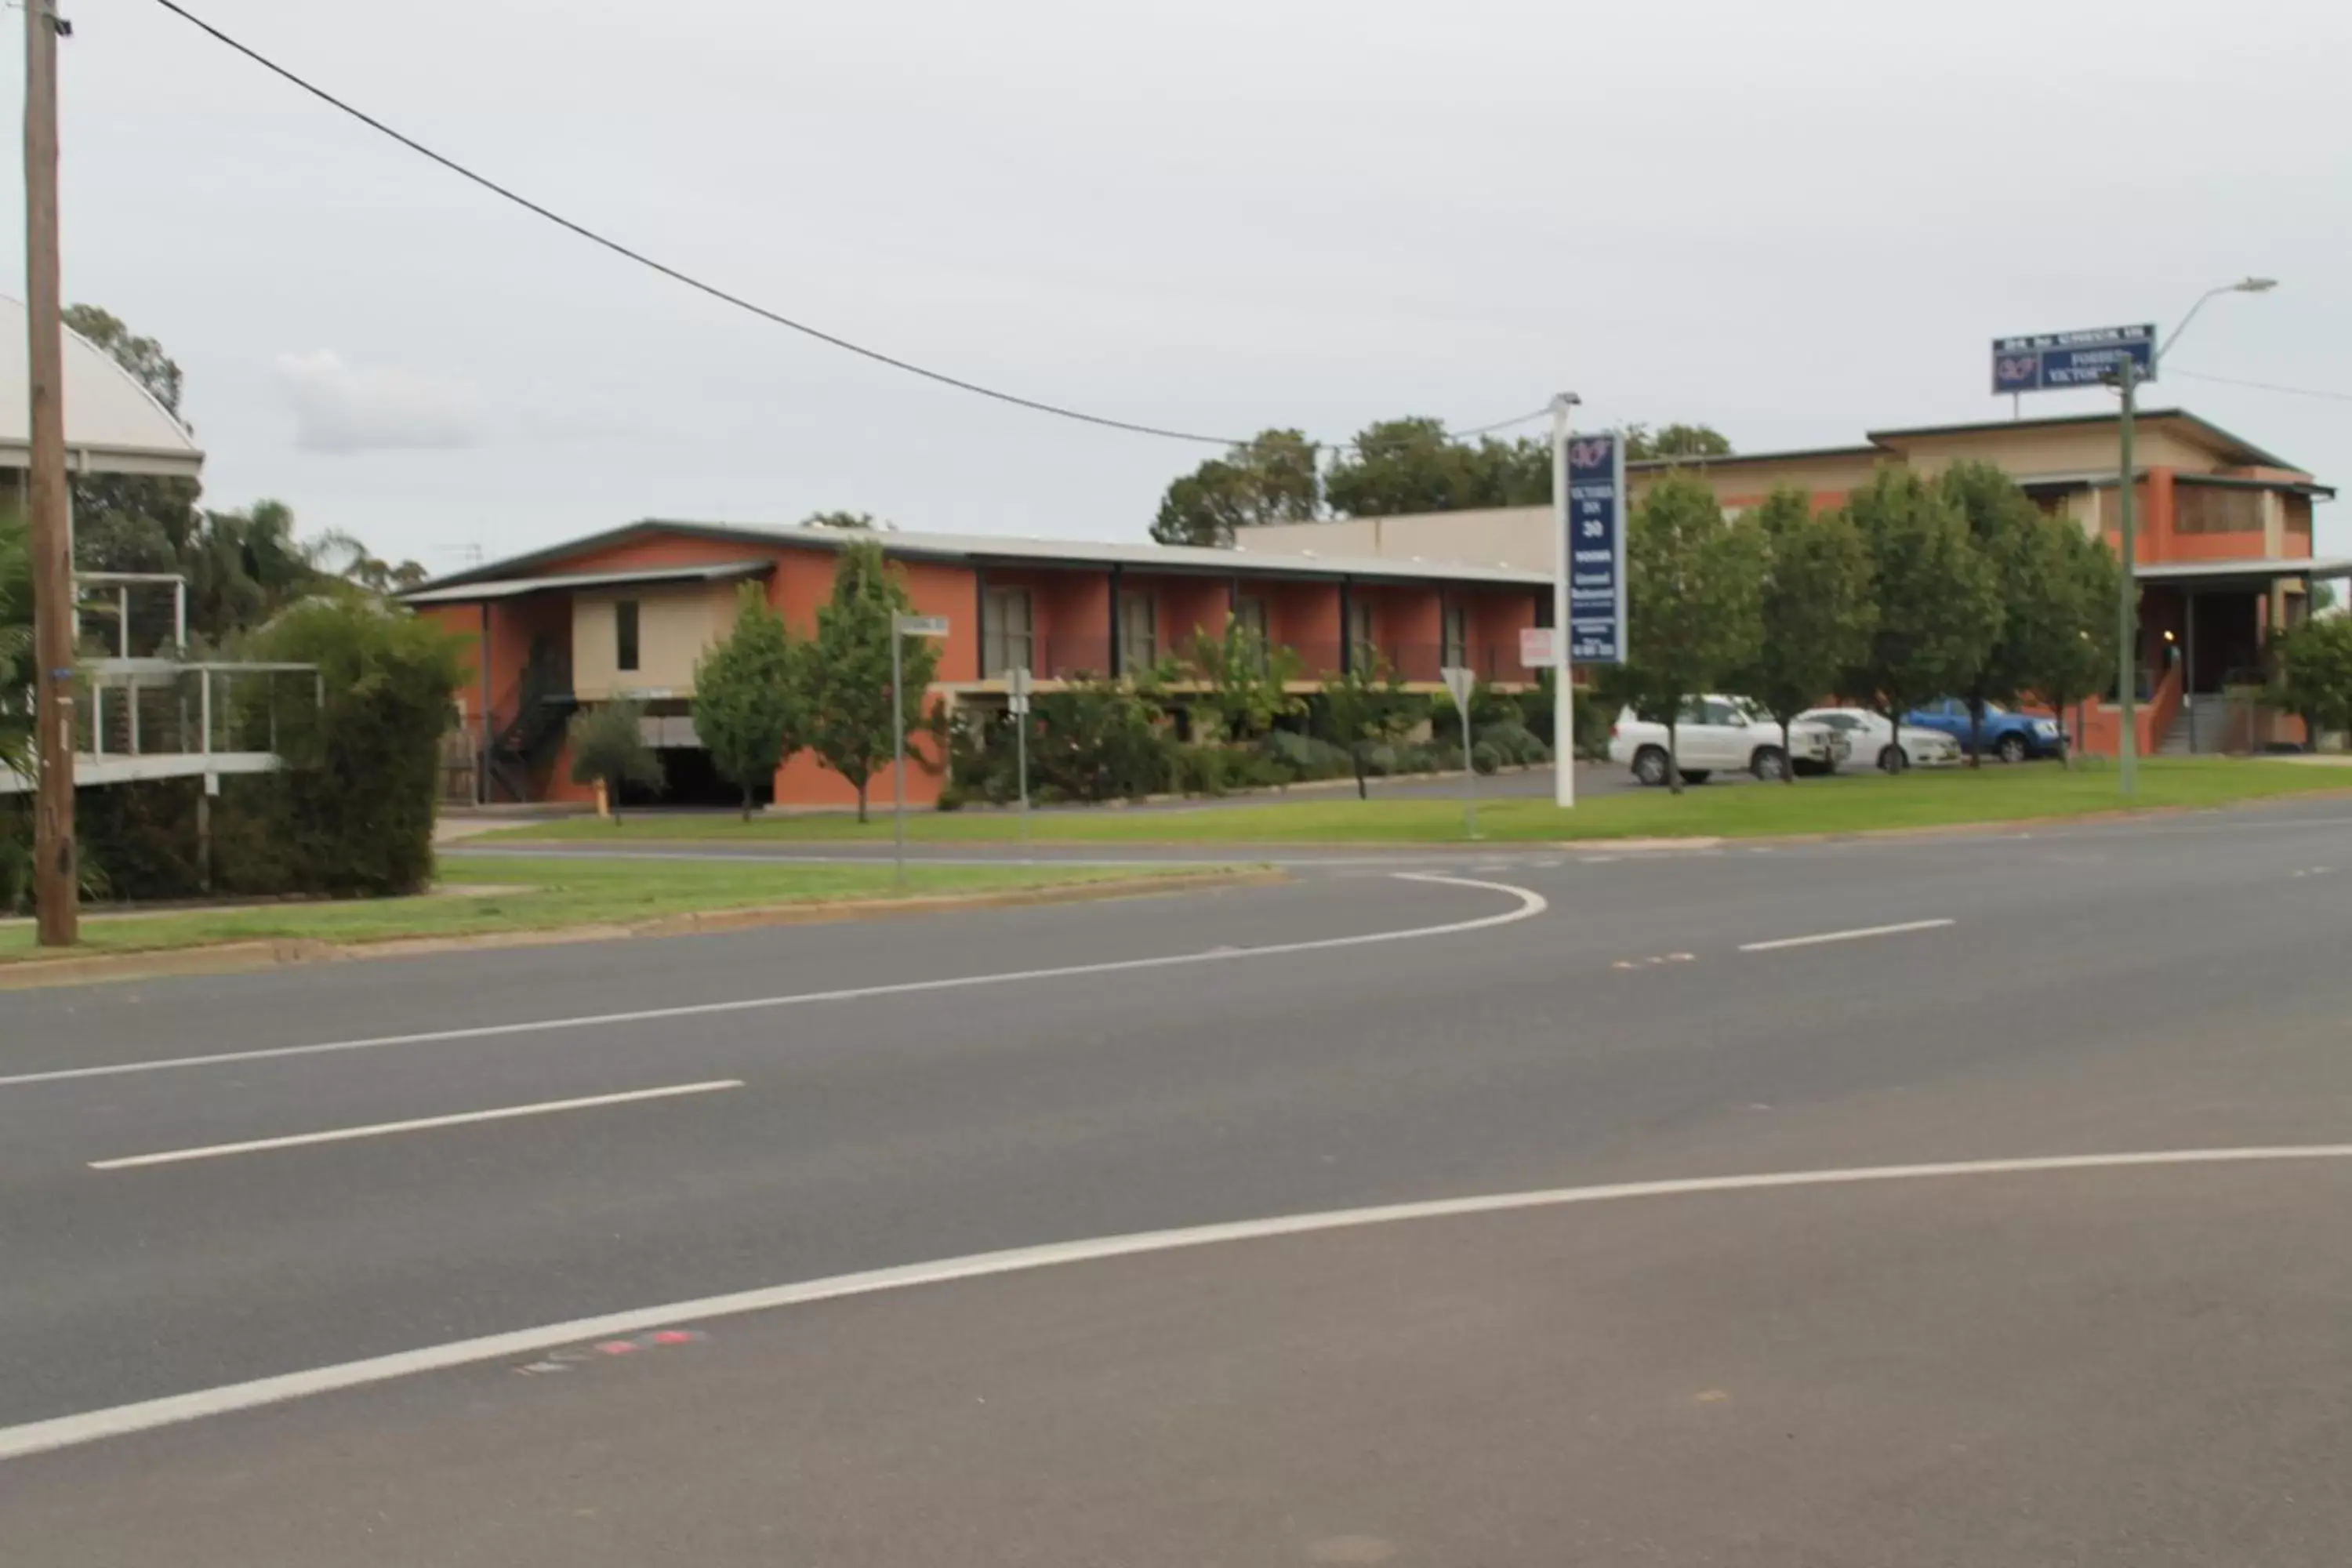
top-left (25, 0), bottom-right (75, 946)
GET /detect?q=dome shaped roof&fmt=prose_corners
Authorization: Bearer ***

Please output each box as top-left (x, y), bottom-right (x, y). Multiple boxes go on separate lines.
top-left (0, 296), bottom-right (204, 477)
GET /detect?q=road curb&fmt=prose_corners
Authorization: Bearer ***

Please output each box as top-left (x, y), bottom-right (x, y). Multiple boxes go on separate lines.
top-left (0, 869), bottom-right (1285, 991)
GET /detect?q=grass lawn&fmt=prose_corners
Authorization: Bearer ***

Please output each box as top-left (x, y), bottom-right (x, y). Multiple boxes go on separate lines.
top-left (0, 856), bottom-right (1226, 962)
top-left (478, 760), bottom-right (2352, 848)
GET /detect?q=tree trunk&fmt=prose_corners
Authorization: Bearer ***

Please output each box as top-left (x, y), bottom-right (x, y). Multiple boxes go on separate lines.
top-left (855, 779), bottom-right (869, 824)
top-left (1780, 717), bottom-right (1795, 784)
top-left (740, 783), bottom-right (754, 822)
top-left (1886, 708), bottom-right (1901, 773)
top-left (1354, 757), bottom-right (1367, 800)
top-left (1667, 718), bottom-right (1683, 796)
top-left (1965, 694), bottom-right (1985, 768)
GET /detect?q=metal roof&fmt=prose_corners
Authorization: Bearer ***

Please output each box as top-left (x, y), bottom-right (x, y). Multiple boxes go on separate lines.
top-left (403, 521), bottom-right (1554, 600)
top-left (2133, 557), bottom-right (2352, 586)
top-left (0, 295), bottom-right (205, 477)
top-left (401, 558), bottom-right (775, 604)
top-left (1867, 408), bottom-right (2296, 472)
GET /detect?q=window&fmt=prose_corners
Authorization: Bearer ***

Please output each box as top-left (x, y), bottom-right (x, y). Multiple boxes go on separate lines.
top-left (1441, 603), bottom-right (1468, 669)
top-left (1119, 592), bottom-right (1157, 673)
top-left (1702, 699), bottom-right (1743, 727)
top-left (615, 600), bottom-right (641, 673)
top-left (2173, 484), bottom-right (2265, 535)
top-left (1234, 596), bottom-right (1269, 673)
top-left (1348, 601), bottom-right (1377, 669)
top-left (984, 587), bottom-right (1033, 678)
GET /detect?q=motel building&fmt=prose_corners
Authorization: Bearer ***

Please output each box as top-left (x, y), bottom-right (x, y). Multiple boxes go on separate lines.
top-left (403, 528), bottom-right (1548, 809)
top-left (1244, 408), bottom-right (2346, 758)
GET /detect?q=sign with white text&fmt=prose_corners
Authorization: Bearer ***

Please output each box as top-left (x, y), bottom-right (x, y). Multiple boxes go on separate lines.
top-left (1992, 324), bottom-right (2156, 393)
top-left (1564, 432), bottom-right (1626, 664)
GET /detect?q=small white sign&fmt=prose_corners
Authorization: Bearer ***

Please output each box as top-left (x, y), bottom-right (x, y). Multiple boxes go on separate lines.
top-left (1006, 667), bottom-right (1033, 697)
top-left (893, 614), bottom-right (950, 637)
top-left (1519, 627), bottom-right (1556, 669)
top-left (1441, 666), bottom-right (1476, 711)
top-left (1008, 694), bottom-right (1031, 716)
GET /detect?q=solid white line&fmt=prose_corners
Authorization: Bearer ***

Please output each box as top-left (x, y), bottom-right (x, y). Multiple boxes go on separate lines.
top-left (0, 873), bottom-right (1544, 1088)
top-left (1738, 917), bottom-right (1956, 953)
top-left (87, 1081), bottom-right (744, 1171)
top-left (5, 1141), bottom-right (2348, 1461)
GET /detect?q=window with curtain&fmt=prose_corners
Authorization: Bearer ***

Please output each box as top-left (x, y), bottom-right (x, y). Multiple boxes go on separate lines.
top-left (1348, 601), bottom-right (1376, 670)
top-left (1235, 596), bottom-right (1269, 673)
top-left (1441, 603), bottom-right (1468, 669)
top-left (2173, 484), bottom-right (2264, 535)
top-left (1120, 593), bottom-right (1157, 673)
top-left (983, 587), bottom-right (1033, 677)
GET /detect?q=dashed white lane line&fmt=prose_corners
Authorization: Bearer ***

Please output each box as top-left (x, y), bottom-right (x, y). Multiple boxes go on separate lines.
top-left (1738, 918), bottom-right (1956, 953)
top-left (87, 1080), bottom-right (744, 1171)
top-left (6, 1141), bottom-right (2350, 1461)
top-left (0, 873), bottom-right (1545, 1089)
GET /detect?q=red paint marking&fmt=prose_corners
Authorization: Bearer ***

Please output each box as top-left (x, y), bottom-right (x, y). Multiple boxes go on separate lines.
top-left (595, 1341), bottom-right (640, 1356)
top-left (647, 1330), bottom-right (702, 1345)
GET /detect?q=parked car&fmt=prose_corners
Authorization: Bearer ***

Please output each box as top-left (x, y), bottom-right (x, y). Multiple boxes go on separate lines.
top-left (1798, 706), bottom-right (1963, 773)
top-left (1902, 698), bottom-right (2067, 762)
top-left (1610, 695), bottom-right (1847, 786)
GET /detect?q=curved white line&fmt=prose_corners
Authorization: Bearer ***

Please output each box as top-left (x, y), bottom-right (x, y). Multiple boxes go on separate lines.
top-left (5, 1141), bottom-right (2347, 1462)
top-left (0, 873), bottom-right (1544, 1088)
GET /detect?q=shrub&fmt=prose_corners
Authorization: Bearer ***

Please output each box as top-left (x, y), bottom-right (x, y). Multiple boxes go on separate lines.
top-left (1362, 742), bottom-right (1398, 777)
top-left (1030, 677), bottom-right (1172, 801)
top-left (1472, 740), bottom-right (1501, 775)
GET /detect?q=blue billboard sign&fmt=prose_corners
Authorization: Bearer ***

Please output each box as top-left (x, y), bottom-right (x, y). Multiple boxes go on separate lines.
top-left (1564, 431), bottom-right (1626, 665)
top-left (1991, 324), bottom-right (2157, 394)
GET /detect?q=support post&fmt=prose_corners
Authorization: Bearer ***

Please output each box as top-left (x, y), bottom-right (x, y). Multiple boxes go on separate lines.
top-left (2184, 593), bottom-right (2198, 754)
top-left (26, 0), bottom-right (75, 944)
top-left (477, 601), bottom-right (492, 806)
top-left (2117, 362), bottom-right (2139, 797)
top-left (1550, 396), bottom-right (1576, 808)
top-left (891, 625), bottom-right (906, 886)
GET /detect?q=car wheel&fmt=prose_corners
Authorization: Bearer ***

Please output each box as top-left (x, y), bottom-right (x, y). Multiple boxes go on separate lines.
top-left (1996, 734), bottom-right (2029, 764)
top-left (1878, 745), bottom-right (1908, 774)
top-left (1632, 746), bottom-right (1669, 787)
top-left (1750, 746), bottom-right (1788, 781)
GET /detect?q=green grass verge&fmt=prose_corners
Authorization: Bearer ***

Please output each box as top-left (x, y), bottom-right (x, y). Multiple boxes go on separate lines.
top-left (0, 857), bottom-right (1225, 962)
top-left (477, 760), bottom-right (2352, 848)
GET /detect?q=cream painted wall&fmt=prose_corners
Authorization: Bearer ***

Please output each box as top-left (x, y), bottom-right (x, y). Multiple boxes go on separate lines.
top-left (1887, 425), bottom-right (2213, 478)
top-left (572, 583), bottom-right (739, 700)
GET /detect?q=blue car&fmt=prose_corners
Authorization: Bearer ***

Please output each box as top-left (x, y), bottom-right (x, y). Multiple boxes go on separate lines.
top-left (1902, 699), bottom-right (2067, 762)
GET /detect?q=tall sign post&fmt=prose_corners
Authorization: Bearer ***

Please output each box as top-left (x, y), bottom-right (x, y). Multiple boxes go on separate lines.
top-left (1556, 417), bottom-right (1627, 809)
top-left (1991, 324), bottom-right (2156, 796)
top-left (1442, 666), bottom-right (1478, 839)
top-left (890, 613), bottom-right (949, 883)
top-left (25, 0), bottom-right (75, 946)
top-left (1547, 393), bottom-right (1581, 807)
top-left (1006, 666), bottom-right (1033, 842)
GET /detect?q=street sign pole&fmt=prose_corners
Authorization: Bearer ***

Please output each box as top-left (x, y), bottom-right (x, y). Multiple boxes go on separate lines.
top-left (1548, 393), bottom-right (1579, 809)
top-left (1443, 666), bottom-right (1478, 839)
top-left (1007, 667), bottom-right (1032, 843)
top-left (886, 614), bottom-right (950, 885)
top-left (2116, 360), bottom-right (2139, 798)
top-left (890, 624), bottom-right (906, 884)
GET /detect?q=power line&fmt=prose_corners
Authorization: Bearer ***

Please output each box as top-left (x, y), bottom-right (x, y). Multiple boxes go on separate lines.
top-left (2168, 368), bottom-right (2352, 405)
top-left (147, 0), bottom-right (1551, 460)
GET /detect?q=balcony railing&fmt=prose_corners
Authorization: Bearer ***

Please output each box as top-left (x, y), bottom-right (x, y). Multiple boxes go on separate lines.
top-left (978, 637), bottom-right (1545, 688)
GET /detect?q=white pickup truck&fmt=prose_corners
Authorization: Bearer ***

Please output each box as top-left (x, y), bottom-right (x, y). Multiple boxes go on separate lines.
top-left (1607, 695), bottom-right (1848, 785)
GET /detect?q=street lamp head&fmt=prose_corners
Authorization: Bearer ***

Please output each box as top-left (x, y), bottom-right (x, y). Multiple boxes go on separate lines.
top-left (2235, 277), bottom-right (2279, 293)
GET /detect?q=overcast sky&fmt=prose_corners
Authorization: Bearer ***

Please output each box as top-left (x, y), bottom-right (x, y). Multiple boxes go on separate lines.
top-left (6, 0), bottom-right (2348, 572)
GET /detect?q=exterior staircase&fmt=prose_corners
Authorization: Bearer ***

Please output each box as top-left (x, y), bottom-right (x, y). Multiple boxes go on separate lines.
top-left (2158, 694), bottom-right (2235, 757)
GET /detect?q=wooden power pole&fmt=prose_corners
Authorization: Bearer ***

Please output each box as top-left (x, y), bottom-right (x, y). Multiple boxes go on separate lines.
top-left (25, 0), bottom-right (76, 946)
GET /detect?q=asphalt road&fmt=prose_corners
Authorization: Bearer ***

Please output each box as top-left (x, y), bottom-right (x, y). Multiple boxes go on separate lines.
top-left (7, 796), bottom-right (2352, 1563)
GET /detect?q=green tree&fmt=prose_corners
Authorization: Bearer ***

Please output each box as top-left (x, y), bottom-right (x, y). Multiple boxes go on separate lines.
top-left (1624, 423), bottom-right (1733, 463)
top-left (2029, 528), bottom-right (2120, 767)
top-left (800, 510), bottom-right (884, 531)
top-left (1621, 474), bottom-right (1764, 793)
top-left (2267, 615), bottom-right (2352, 746)
top-left (1317, 658), bottom-right (1421, 799)
top-left (1185, 612), bottom-right (1303, 742)
top-left (1843, 470), bottom-right (2002, 756)
top-left (808, 537), bottom-right (940, 821)
top-left (1740, 488), bottom-right (1875, 781)
top-left (567, 699), bottom-right (664, 823)
top-left (1324, 418), bottom-right (1487, 517)
top-left (693, 584), bottom-right (808, 819)
top-left (1940, 461), bottom-right (2057, 764)
top-left (1150, 429), bottom-right (1319, 546)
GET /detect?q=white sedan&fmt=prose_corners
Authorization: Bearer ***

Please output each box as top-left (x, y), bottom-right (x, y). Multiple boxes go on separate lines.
top-left (1609, 695), bottom-right (1846, 785)
top-left (1797, 707), bottom-right (1962, 773)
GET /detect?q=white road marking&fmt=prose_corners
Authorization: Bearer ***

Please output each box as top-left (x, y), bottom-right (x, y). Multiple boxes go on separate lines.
top-left (87, 1080), bottom-right (743, 1171)
top-left (0, 873), bottom-right (1544, 1088)
top-left (5, 1142), bottom-right (2348, 1461)
top-left (1738, 918), bottom-right (1955, 953)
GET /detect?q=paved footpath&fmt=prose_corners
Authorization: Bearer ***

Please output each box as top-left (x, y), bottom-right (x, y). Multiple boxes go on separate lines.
top-left (7, 797), bottom-right (2352, 1563)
